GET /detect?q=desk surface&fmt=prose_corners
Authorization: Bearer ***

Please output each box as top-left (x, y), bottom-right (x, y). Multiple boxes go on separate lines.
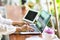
top-left (9, 34), bottom-right (42, 40)
top-left (10, 32), bottom-right (41, 35)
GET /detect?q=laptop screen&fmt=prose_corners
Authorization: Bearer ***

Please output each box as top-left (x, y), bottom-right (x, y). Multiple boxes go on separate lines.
top-left (25, 10), bottom-right (38, 21)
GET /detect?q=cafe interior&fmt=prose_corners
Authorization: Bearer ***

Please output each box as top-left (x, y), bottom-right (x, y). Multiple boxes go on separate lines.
top-left (0, 0), bottom-right (60, 40)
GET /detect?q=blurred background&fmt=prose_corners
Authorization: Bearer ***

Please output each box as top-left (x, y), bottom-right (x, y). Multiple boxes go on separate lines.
top-left (0, 0), bottom-right (60, 39)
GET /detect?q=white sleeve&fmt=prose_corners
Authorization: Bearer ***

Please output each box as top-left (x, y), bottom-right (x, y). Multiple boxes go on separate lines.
top-left (5, 25), bottom-right (16, 35)
top-left (0, 23), bottom-right (16, 35)
top-left (2, 18), bottom-right (13, 25)
top-left (0, 16), bottom-right (13, 25)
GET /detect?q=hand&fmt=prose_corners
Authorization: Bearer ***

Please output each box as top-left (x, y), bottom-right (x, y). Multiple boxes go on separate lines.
top-left (26, 25), bottom-right (34, 32)
top-left (21, 24), bottom-right (34, 32)
top-left (12, 21), bottom-right (26, 26)
top-left (15, 25), bottom-right (27, 32)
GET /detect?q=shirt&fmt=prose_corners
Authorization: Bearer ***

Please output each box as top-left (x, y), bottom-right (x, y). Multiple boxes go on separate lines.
top-left (0, 15), bottom-right (16, 35)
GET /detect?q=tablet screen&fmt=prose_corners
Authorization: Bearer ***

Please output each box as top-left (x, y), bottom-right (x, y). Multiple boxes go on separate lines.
top-left (25, 10), bottom-right (38, 21)
top-left (36, 10), bottom-right (51, 33)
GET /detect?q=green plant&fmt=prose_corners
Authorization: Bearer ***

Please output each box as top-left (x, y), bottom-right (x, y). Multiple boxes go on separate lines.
top-left (56, 0), bottom-right (60, 20)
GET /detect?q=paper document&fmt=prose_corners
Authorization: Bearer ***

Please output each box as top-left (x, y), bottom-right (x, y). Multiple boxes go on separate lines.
top-left (25, 36), bottom-right (42, 40)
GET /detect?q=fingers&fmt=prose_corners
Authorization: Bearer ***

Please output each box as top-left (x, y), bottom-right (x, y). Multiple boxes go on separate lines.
top-left (16, 27), bottom-right (22, 32)
top-left (12, 21), bottom-right (31, 27)
top-left (27, 25), bottom-right (34, 32)
top-left (22, 25), bottom-right (34, 32)
top-left (12, 21), bottom-right (26, 26)
top-left (21, 25), bottom-right (27, 32)
top-left (16, 24), bottom-right (34, 32)
top-left (13, 21), bottom-right (34, 32)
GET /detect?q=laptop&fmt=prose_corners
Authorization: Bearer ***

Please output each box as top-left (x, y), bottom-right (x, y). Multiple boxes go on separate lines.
top-left (21, 10), bottom-right (51, 34)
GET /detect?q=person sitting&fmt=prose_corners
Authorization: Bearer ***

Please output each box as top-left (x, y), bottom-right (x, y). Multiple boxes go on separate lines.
top-left (0, 11), bottom-right (34, 40)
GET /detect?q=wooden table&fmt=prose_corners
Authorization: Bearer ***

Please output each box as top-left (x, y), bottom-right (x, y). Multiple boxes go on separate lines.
top-left (9, 33), bottom-right (42, 40)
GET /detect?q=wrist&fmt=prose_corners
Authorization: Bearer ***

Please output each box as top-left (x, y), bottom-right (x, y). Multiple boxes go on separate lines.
top-left (12, 21), bottom-right (16, 25)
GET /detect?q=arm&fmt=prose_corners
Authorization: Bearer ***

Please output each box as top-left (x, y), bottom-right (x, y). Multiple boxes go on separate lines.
top-left (0, 16), bottom-right (26, 26)
top-left (0, 16), bottom-right (13, 25)
top-left (0, 23), bottom-right (34, 35)
top-left (12, 21), bottom-right (26, 26)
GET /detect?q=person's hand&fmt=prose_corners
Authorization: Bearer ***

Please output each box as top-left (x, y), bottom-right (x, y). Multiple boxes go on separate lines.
top-left (21, 24), bottom-right (34, 32)
top-left (16, 24), bottom-right (34, 32)
top-left (12, 21), bottom-right (26, 26)
top-left (16, 25), bottom-right (27, 32)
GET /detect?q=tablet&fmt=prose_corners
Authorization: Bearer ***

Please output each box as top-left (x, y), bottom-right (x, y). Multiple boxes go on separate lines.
top-left (36, 10), bottom-right (51, 33)
top-left (23, 10), bottom-right (38, 23)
